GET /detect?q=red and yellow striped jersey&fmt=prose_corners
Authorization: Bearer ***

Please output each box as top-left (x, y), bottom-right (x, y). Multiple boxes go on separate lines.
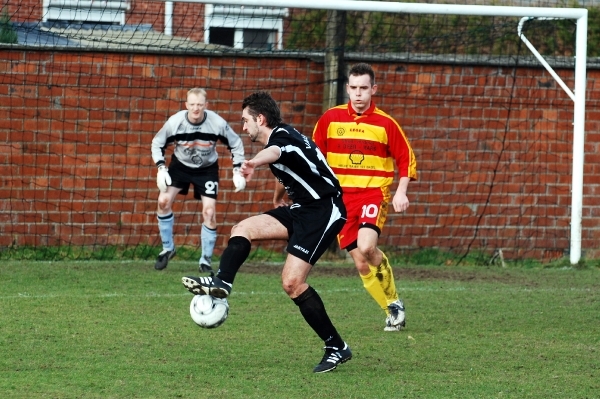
top-left (313, 102), bottom-right (417, 193)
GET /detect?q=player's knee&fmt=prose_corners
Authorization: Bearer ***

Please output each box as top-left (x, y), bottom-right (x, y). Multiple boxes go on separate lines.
top-left (230, 223), bottom-right (248, 237)
top-left (281, 277), bottom-right (301, 297)
top-left (157, 198), bottom-right (171, 213)
top-left (202, 207), bottom-right (216, 223)
top-left (355, 262), bottom-right (371, 276)
top-left (357, 242), bottom-right (378, 259)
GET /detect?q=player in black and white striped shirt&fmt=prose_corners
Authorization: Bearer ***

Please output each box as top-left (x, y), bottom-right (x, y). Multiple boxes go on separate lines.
top-left (182, 92), bottom-right (352, 373)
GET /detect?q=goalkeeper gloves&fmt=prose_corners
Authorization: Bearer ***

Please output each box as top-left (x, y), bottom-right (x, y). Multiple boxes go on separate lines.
top-left (232, 167), bottom-right (246, 193)
top-left (156, 165), bottom-right (172, 192)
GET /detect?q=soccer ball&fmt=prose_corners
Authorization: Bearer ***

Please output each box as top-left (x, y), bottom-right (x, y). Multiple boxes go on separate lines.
top-left (189, 294), bottom-right (229, 329)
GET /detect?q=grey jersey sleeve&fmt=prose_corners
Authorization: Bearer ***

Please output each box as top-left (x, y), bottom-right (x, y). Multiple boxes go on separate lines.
top-left (151, 111), bottom-right (185, 167)
top-left (222, 120), bottom-right (245, 168)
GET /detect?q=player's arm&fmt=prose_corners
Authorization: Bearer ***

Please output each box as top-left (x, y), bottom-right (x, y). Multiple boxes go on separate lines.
top-left (240, 146), bottom-right (281, 181)
top-left (392, 176), bottom-right (410, 213)
top-left (273, 180), bottom-right (287, 207)
top-left (221, 122), bottom-right (247, 192)
top-left (388, 121), bottom-right (417, 182)
top-left (312, 117), bottom-right (328, 153)
top-left (151, 124), bottom-right (171, 167)
top-left (151, 123), bottom-right (173, 192)
top-left (387, 119), bottom-right (416, 212)
top-left (223, 122), bottom-right (245, 168)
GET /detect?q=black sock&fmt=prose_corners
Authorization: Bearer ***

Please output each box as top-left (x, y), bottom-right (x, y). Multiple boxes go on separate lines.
top-left (292, 286), bottom-right (344, 348)
top-left (216, 236), bottom-right (251, 285)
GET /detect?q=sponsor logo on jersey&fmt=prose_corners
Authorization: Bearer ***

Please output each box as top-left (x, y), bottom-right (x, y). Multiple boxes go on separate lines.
top-left (349, 150), bottom-right (365, 164)
top-left (301, 134), bottom-right (311, 149)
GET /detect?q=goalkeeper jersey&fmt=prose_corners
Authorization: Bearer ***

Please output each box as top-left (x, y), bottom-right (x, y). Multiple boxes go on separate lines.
top-left (312, 101), bottom-right (417, 193)
top-left (151, 110), bottom-right (245, 169)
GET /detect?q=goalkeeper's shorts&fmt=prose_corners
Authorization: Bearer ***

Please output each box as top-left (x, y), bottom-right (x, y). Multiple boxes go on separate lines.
top-left (168, 157), bottom-right (219, 200)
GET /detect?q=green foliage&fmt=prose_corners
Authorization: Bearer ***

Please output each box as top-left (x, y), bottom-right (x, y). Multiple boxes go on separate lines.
top-left (286, 9), bottom-right (327, 49)
top-left (0, 244), bottom-right (287, 263)
top-left (4, 244), bottom-right (599, 269)
top-left (588, 6), bottom-right (600, 57)
top-left (285, 5), bottom-right (600, 57)
top-left (0, 9), bottom-right (17, 44)
top-left (0, 245), bottom-right (159, 261)
top-left (1, 261), bottom-right (598, 398)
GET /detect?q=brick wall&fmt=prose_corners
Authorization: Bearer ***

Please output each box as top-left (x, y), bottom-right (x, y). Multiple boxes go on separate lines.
top-left (126, 1), bottom-right (206, 42)
top-left (1, 48), bottom-right (599, 260)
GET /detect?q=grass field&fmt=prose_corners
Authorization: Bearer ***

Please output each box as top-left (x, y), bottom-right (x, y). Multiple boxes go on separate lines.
top-left (1, 260), bottom-right (599, 399)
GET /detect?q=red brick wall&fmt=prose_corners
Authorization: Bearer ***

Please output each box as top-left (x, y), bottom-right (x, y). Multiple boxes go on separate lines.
top-left (1, 48), bottom-right (599, 261)
top-left (127, 1), bottom-right (205, 42)
top-left (4, 0), bottom-right (41, 21)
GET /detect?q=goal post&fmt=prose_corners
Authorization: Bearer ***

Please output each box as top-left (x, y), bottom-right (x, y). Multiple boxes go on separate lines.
top-left (187, 0), bottom-right (587, 264)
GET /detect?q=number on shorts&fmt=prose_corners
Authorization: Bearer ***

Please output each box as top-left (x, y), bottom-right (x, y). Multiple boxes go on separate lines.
top-left (205, 181), bottom-right (218, 195)
top-left (361, 204), bottom-right (378, 219)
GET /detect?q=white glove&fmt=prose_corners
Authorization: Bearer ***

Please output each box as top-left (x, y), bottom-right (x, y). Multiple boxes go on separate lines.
top-left (156, 165), bottom-right (171, 192)
top-left (232, 167), bottom-right (246, 193)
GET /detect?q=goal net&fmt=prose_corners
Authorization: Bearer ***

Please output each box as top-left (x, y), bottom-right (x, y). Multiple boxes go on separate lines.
top-left (1, 0), bottom-right (590, 264)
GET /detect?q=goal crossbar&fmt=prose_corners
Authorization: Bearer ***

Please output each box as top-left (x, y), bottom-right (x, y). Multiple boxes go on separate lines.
top-left (156, 0), bottom-right (587, 264)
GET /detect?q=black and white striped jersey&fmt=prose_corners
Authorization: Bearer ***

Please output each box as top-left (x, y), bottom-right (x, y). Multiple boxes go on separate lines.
top-left (266, 124), bottom-right (342, 204)
top-left (151, 110), bottom-right (245, 169)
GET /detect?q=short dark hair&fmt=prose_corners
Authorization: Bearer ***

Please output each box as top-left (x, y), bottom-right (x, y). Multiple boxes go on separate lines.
top-left (348, 63), bottom-right (376, 86)
top-left (242, 91), bottom-right (283, 128)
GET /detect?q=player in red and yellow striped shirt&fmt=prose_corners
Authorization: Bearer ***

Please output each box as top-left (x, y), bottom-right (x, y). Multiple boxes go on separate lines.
top-left (313, 63), bottom-right (417, 332)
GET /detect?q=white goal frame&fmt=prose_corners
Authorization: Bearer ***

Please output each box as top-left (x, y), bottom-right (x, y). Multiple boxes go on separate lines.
top-left (160, 0), bottom-right (588, 264)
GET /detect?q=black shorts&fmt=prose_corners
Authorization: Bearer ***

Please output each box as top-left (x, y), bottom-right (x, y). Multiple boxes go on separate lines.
top-left (168, 156), bottom-right (219, 200)
top-left (265, 196), bottom-right (347, 265)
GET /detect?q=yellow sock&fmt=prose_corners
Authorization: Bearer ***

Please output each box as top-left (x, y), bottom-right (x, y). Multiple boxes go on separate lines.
top-left (376, 252), bottom-right (399, 306)
top-left (360, 269), bottom-right (388, 313)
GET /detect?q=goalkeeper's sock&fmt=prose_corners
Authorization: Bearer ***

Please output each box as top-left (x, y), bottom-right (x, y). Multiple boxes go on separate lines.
top-left (216, 236), bottom-right (251, 285)
top-left (377, 252), bottom-right (400, 306)
top-left (360, 267), bottom-right (389, 313)
top-left (293, 286), bottom-right (344, 349)
top-left (200, 224), bottom-right (217, 266)
top-left (157, 213), bottom-right (174, 251)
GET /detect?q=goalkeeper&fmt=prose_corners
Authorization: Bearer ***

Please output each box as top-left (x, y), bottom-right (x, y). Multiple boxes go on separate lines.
top-left (151, 88), bottom-right (246, 272)
top-left (313, 63), bottom-right (417, 332)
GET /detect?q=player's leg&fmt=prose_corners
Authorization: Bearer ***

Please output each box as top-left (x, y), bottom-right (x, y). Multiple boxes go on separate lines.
top-left (347, 189), bottom-right (405, 330)
top-left (338, 193), bottom-right (388, 315)
top-left (349, 238), bottom-right (389, 312)
top-left (182, 213), bottom-right (288, 297)
top-left (199, 196), bottom-right (217, 274)
top-left (216, 213), bottom-right (288, 287)
top-left (354, 227), bottom-right (405, 331)
top-left (191, 166), bottom-right (219, 274)
top-left (156, 158), bottom-right (193, 270)
top-left (155, 186), bottom-right (181, 270)
top-left (282, 254), bottom-right (351, 373)
top-left (284, 196), bottom-right (351, 373)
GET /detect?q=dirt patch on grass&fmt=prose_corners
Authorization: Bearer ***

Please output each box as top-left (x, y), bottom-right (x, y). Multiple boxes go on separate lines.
top-left (242, 263), bottom-right (526, 285)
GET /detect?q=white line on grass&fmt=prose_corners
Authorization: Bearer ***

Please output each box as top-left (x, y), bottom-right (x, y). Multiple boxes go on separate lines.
top-left (0, 286), bottom-right (593, 301)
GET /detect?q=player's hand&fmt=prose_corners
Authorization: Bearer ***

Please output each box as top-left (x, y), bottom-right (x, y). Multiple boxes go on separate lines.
top-left (240, 160), bottom-right (256, 181)
top-left (232, 167), bottom-right (246, 192)
top-left (156, 165), bottom-right (171, 192)
top-left (273, 198), bottom-right (287, 208)
top-left (392, 192), bottom-right (409, 213)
